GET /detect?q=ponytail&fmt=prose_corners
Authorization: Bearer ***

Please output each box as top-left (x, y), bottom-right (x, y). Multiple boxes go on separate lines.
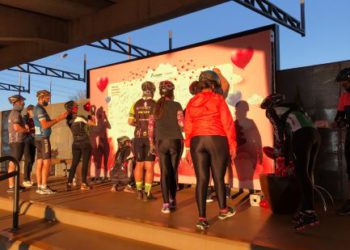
top-left (154, 90), bottom-right (174, 119)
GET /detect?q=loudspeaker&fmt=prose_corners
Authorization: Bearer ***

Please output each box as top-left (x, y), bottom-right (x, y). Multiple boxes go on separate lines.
top-left (259, 173), bottom-right (301, 214)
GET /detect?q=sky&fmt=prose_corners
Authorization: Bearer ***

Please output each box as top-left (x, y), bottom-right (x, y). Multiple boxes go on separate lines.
top-left (0, 0), bottom-right (349, 111)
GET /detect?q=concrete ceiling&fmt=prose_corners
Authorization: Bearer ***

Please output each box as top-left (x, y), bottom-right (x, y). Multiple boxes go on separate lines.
top-left (0, 0), bottom-right (228, 70)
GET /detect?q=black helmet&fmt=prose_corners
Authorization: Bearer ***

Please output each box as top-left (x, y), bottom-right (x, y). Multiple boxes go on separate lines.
top-left (117, 136), bottom-right (131, 147)
top-left (189, 81), bottom-right (200, 95)
top-left (336, 68), bottom-right (350, 82)
top-left (159, 80), bottom-right (175, 95)
top-left (36, 89), bottom-right (51, 98)
top-left (8, 95), bottom-right (25, 104)
top-left (199, 70), bottom-right (221, 88)
top-left (260, 93), bottom-right (285, 109)
top-left (64, 100), bottom-right (78, 112)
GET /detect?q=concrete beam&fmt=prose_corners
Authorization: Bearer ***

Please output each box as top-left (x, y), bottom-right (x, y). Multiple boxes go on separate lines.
top-left (0, 41), bottom-right (68, 70)
top-left (0, 4), bottom-right (69, 43)
top-left (70, 0), bottom-right (229, 44)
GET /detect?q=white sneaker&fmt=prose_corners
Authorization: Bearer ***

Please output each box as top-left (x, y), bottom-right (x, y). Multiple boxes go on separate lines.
top-left (40, 186), bottom-right (56, 195)
top-left (36, 187), bottom-right (44, 194)
top-left (22, 181), bottom-right (33, 187)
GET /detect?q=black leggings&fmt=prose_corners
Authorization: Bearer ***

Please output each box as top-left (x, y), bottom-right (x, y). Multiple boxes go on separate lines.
top-left (24, 137), bottom-right (36, 181)
top-left (68, 142), bottom-right (92, 184)
top-left (292, 127), bottom-right (320, 211)
top-left (190, 136), bottom-right (229, 218)
top-left (157, 139), bottom-right (183, 204)
top-left (345, 128), bottom-right (350, 179)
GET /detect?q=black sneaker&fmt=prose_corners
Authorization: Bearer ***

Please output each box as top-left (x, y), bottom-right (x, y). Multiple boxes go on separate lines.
top-left (143, 192), bottom-right (156, 202)
top-left (292, 211), bottom-right (303, 224)
top-left (206, 192), bottom-right (214, 203)
top-left (337, 200), bottom-right (350, 216)
top-left (169, 199), bottom-right (177, 211)
top-left (294, 211), bottom-right (320, 231)
top-left (218, 206), bottom-right (236, 220)
top-left (196, 219), bottom-right (209, 230)
top-left (137, 190), bottom-right (143, 200)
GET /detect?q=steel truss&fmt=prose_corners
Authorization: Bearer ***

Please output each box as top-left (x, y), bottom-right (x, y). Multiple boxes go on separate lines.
top-left (8, 63), bottom-right (85, 82)
top-left (88, 38), bottom-right (155, 58)
top-left (0, 74), bottom-right (30, 93)
top-left (232, 0), bottom-right (305, 36)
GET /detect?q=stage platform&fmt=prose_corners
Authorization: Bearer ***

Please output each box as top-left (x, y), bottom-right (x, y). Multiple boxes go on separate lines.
top-left (0, 177), bottom-right (349, 250)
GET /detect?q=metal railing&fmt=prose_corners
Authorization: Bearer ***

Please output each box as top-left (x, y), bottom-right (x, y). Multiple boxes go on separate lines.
top-left (0, 156), bottom-right (20, 231)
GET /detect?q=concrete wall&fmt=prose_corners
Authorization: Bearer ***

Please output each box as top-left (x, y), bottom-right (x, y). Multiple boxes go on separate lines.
top-left (277, 60), bottom-right (350, 200)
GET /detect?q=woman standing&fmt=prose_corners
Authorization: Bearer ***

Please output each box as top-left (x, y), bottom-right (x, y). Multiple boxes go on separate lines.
top-left (148, 80), bottom-right (184, 213)
top-left (184, 70), bottom-right (236, 230)
top-left (65, 101), bottom-right (95, 191)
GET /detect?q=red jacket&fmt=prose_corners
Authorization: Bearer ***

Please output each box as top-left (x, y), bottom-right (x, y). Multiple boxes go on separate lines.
top-left (184, 91), bottom-right (236, 153)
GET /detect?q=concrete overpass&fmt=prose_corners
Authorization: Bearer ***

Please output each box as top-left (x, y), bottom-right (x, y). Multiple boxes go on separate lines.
top-left (0, 0), bottom-right (231, 70)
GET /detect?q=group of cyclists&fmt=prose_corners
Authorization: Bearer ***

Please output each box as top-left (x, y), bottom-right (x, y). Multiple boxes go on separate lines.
top-left (5, 67), bottom-right (350, 231)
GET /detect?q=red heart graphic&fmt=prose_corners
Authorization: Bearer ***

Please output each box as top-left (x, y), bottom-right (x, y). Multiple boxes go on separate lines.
top-left (97, 77), bottom-right (109, 92)
top-left (83, 102), bottom-right (91, 112)
top-left (231, 47), bottom-right (254, 69)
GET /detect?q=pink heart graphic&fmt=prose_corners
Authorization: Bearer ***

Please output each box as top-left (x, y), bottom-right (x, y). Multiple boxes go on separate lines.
top-left (231, 47), bottom-right (254, 69)
top-left (97, 77), bottom-right (109, 92)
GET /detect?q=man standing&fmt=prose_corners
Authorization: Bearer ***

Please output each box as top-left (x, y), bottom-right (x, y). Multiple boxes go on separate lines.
top-left (128, 81), bottom-right (156, 201)
top-left (34, 90), bottom-right (68, 194)
top-left (7, 95), bottom-right (29, 193)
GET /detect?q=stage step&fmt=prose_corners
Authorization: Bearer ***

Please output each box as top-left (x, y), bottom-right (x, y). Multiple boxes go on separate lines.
top-left (0, 209), bottom-right (168, 250)
top-left (0, 196), bottom-right (252, 250)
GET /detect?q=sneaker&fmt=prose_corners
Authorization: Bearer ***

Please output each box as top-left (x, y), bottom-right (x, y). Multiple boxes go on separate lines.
top-left (292, 211), bottom-right (303, 224)
top-left (143, 192), bottom-right (156, 202)
top-left (102, 177), bottom-right (109, 183)
top-left (22, 181), bottom-right (33, 188)
top-left (111, 185), bottom-right (117, 192)
top-left (36, 187), bottom-right (44, 194)
top-left (337, 200), bottom-right (350, 216)
top-left (196, 218), bottom-right (209, 230)
top-left (218, 206), bottom-right (236, 220)
top-left (40, 186), bottom-right (56, 195)
top-left (137, 190), bottom-right (143, 200)
top-left (161, 204), bottom-right (171, 214)
top-left (66, 183), bottom-right (73, 192)
top-left (80, 183), bottom-right (91, 191)
top-left (7, 186), bottom-right (25, 193)
top-left (294, 211), bottom-right (320, 231)
top-left (169, 199), bottom-right (177, 211)
top-left (123, 184), bottom-right (136, 193)
top-left (206, 192), bottom-right (214, 203)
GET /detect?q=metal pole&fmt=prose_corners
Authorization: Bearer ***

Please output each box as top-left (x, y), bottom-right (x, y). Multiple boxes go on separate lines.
top-left (128, 37), bottom-right (131, 60)
top-left (83, 54), bottom-right (87, 82)
top-left (169, 30), bottom-right (173, 50)
top-left (49, 79), bottom-right (52, 103)
top-left (18, 71), bottom-right (22, 95)
top-left (300, 0), bottom-right (305, 36)
top-left (12, 158), bottom-right (20, 231)
top-left (28, 74), bottom-right (31, 94)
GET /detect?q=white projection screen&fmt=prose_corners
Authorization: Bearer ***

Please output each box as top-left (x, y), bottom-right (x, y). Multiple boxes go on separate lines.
top-left (88, 25), bottom-right (278, 190)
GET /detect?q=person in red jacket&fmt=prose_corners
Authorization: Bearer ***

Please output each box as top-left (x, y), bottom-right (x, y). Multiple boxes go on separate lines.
top-left (184, 70), bottom-right (236, 230)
